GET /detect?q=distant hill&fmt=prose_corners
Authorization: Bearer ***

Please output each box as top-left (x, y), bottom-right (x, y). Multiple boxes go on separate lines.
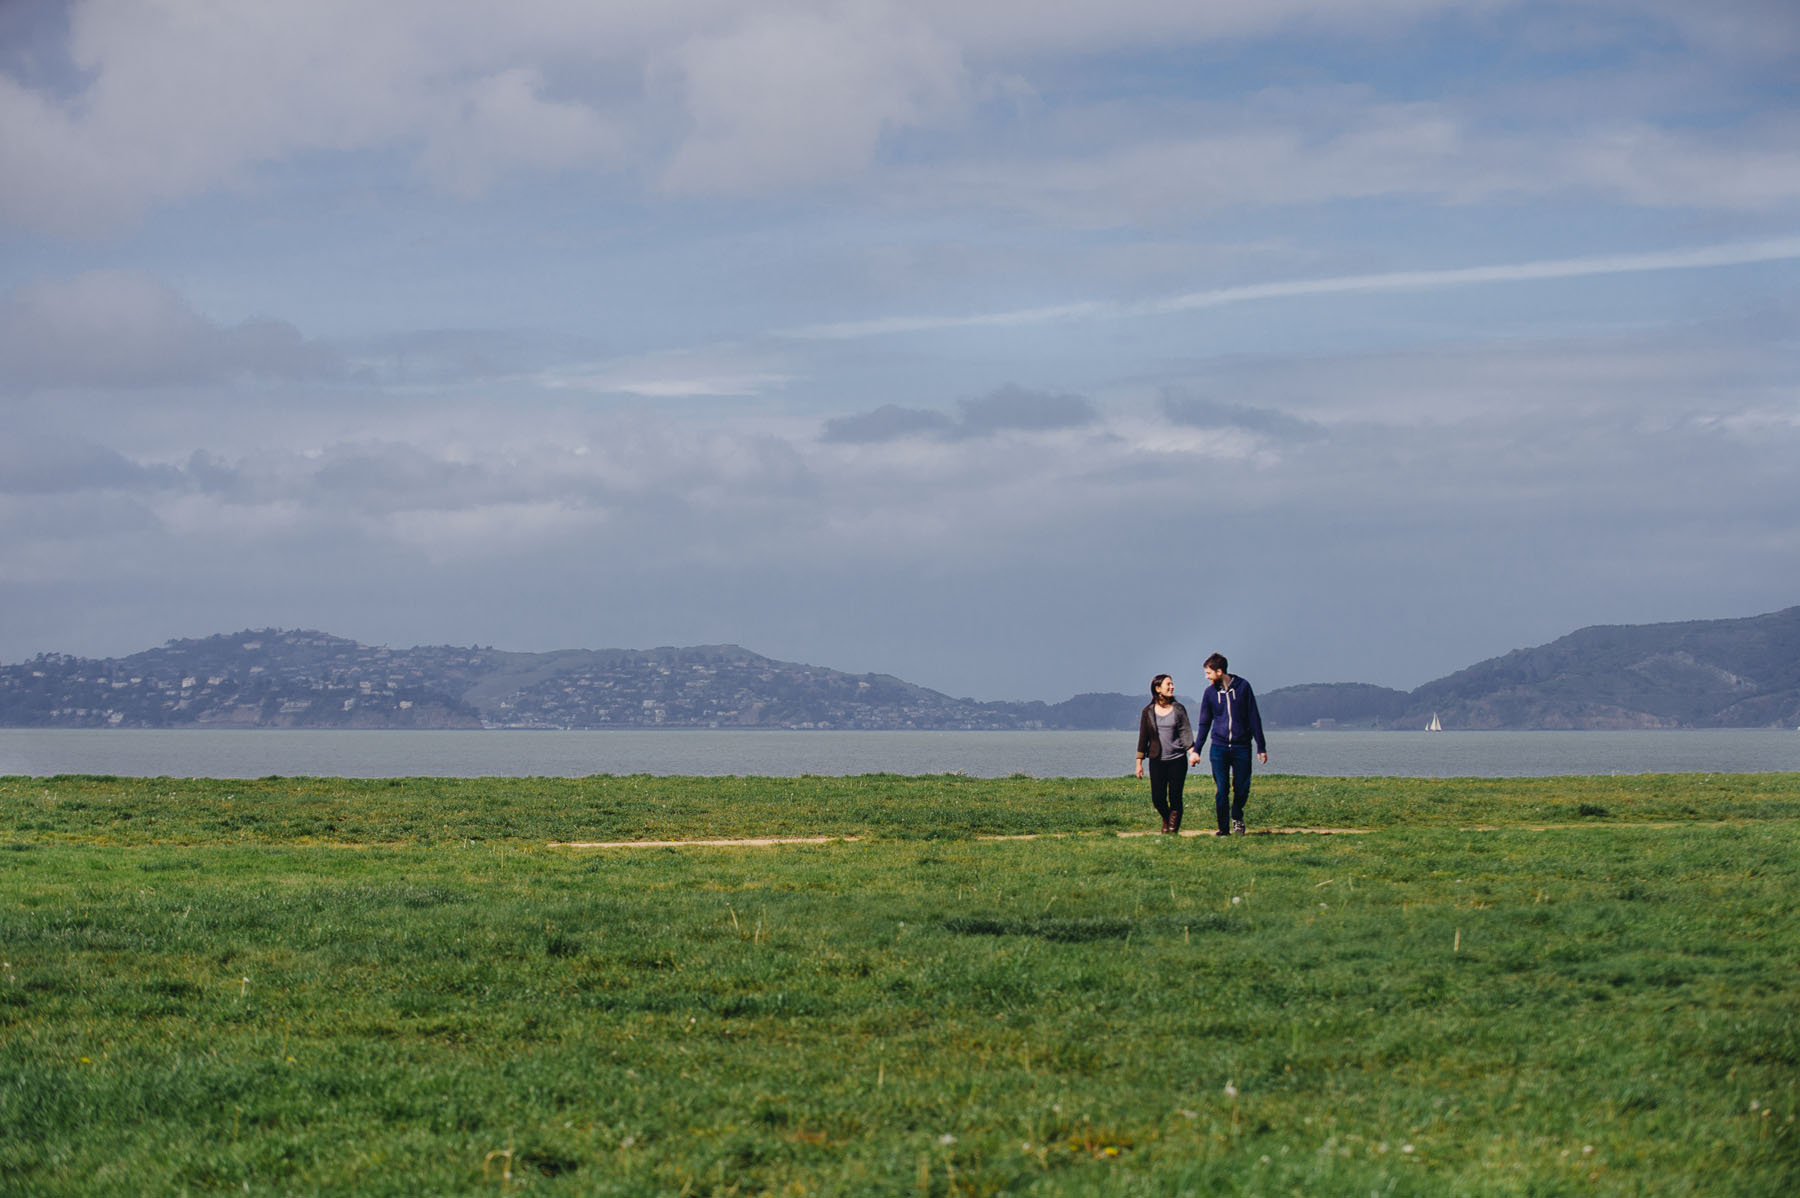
top-left (1262, 607), bottom-right (1800, 730)
top-left (1400, 607), bottom-right (1800, 729)
top-left (0, 630), bottom-right (1122, 731)
top-left (0, 631), bottom-right (490, 730)
top-left (1039, 692), bottom-right (1148, 730)
top-left (5, 607), bottom-right (1797, 730)
top-left (1257, 682), bottom-right (1412, 729)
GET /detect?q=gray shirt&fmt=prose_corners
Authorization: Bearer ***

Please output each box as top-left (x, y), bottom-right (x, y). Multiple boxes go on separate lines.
top-left (1155, 706), bottom-right (1184, 761)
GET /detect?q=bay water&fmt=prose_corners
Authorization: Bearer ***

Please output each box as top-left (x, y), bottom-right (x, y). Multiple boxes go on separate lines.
top-left (3, 728), bottom-right (1797, 779)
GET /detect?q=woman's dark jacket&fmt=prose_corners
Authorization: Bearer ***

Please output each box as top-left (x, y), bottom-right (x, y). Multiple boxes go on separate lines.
top-left (1137, 701), bottom-right (1195, 762)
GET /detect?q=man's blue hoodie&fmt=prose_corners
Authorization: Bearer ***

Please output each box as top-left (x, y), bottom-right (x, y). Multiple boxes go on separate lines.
top-left (1193, 676), bottom-right (1266, 753)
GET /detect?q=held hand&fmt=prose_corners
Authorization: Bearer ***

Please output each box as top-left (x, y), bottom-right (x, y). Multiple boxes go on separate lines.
top-left (1186, 750), bottom-right (1200, 767)
top-left (1258, 752), bottom-right (1268, 765)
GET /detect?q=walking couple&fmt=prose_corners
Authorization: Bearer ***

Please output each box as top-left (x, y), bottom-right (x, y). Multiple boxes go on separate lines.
top-left (1134, 653), bottom-right (1268, 837)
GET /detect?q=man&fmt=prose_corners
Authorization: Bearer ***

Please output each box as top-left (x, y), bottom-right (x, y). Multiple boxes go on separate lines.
top-left (1186, 653), bottom-right (1268, 837)
top-left (1135, 673), bottom-right (1194, 833)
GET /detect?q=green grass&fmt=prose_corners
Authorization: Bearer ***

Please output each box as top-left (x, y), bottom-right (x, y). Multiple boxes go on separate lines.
top-left (1, 774), bottom-right (1797, 1195)
top-left (7, 771), bottom-right (1798, 845)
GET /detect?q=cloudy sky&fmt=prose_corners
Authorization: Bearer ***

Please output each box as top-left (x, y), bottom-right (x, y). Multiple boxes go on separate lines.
top-left (2, 0), bottom-right (1797, 701)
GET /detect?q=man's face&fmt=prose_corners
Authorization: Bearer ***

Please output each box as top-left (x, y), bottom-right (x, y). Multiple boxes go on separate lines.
top-left (1204, 666), bottom-right (1225, 687)
top-left (1155, 677), bottom-right (1176, 702)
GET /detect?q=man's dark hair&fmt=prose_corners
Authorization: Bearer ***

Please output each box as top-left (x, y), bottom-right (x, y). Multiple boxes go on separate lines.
top-left (1150, 673), bottom-right (1172, 699)
top-left (1203, 653), bottom-right (1228, 674)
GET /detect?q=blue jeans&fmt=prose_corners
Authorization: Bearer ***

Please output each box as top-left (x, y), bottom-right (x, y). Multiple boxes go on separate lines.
top-left (1210, 742), bottom-right (1253, 832)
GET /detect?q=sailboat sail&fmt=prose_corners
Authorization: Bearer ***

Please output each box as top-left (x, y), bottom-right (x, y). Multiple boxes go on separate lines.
top-left (1426, 713), bottom-right (1442, 732)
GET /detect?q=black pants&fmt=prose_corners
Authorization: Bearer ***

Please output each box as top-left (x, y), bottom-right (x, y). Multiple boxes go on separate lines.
top-left (1147, 755), bottom-right (1187, 830)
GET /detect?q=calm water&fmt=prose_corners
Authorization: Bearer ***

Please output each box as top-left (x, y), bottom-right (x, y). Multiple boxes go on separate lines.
top-left (2, 728), bottom-right (1797, 779)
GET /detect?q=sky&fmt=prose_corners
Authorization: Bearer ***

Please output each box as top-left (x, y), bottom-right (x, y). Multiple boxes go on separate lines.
top-left (2, 0), bottom-right (1797, 702)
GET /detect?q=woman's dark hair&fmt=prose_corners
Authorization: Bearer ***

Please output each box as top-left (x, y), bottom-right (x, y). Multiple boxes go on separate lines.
top-left (1150, 673), bottom-right (1172, 699)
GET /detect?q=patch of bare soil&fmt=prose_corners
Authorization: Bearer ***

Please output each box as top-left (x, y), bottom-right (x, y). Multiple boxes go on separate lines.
top-left (550, 835), bottom-right (863, 849)
top-left (981, 827), bottom-right (1370, 841)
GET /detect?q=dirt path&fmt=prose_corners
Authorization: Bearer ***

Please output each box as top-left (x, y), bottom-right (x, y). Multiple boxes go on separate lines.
top-left (989, 828), bottom-right (1369, 840)
top-left (550, 828), bottom-right (1364, 849)
top-left (550, 835), bottom-right (864, 849)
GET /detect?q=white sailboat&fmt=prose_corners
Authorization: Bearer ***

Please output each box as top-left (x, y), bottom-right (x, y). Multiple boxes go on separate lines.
top-left (1426, 712), bottom-right (1442, 732)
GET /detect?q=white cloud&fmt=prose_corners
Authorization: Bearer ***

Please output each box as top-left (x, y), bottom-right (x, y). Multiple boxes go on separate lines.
top-left (1149, 237), bottom-right (1800, 312)
top-left (0, 0), bottom-right (650, 233)
top-left (539, 347), bottom-right (795, 397)
top-left (656, 2), bottom-right (965, 193)
top-left (779, 235), bottom-right (1800, 342)
top-left (417, 66), bottom-right (629, 194)
top-left (786, 299), bottom-right (1108, 341)
top-left (0, 0), bottom-right (963, 230)
top-left (2, 0), bottom-right (1792, 233)
top-left (1554, 119), bottom-right (1800, 211)
top-left (3, 3), bottom-right (415, 232)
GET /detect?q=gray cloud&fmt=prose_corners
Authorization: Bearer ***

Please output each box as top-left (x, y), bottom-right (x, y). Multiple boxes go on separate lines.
top-left (955, 384), bottom-right (1096, 435)
top-left (822, 385), bottom-right (1097, 444)
top-left (0, 434), bottom-right (175, 494)
top-left (0, 272), bottom-right (342, 391)
top-left (181, 451), bottom-right (241, 496)
top-left (820, 404), bottom-right (955, 443)
top-left (308, 444), bottom-right (497, 511)
top-left (1159, 391), bottom-right (1325, 440)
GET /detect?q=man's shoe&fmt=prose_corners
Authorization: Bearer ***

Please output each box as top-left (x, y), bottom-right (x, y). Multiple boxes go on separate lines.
top-left (1232, 819), bottom-right (1246, 836)
top-left (1214, 829), bottom-right (1230, 837)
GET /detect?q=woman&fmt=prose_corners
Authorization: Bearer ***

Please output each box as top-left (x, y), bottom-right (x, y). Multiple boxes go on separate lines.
top-left (1135, 673), bottom-right (1194, 833)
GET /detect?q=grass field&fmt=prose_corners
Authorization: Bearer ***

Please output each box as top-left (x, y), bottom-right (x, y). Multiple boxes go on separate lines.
top-left (2, 772), bottom-right (1797, 1195)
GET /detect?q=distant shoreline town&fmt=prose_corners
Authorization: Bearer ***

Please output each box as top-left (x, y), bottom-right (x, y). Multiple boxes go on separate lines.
top-left (4, 607), bottom-right (1797, 733)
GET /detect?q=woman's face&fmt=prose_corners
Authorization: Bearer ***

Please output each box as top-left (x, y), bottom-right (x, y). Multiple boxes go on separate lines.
top-left (1155, 676), bottom-right (1176, 703)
